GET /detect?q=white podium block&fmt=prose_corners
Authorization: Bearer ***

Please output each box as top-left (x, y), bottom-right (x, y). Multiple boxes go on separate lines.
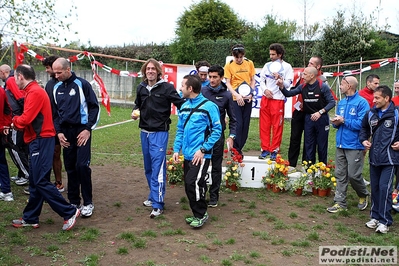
top-left (238, 156), bottom-right (274, 188)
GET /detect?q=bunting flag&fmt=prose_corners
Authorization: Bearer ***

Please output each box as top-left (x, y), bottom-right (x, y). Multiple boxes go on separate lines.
top-left (323, 58), bottom-right (398, 77)
top-left (13, 42), bottom-right (113, 115)
top-left (84, 52), bottom-right (111, 115)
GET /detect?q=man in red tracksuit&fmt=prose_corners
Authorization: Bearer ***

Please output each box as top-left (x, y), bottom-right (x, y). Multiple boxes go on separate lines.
top-left (0, 84), bottom-right (13, 201)
top-left (11, 64), bottom-right (79, 231)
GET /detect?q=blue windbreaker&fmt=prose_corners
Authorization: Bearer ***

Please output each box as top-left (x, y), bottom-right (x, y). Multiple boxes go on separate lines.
top-left (334, 91), bottom-right (369, 150)
top-left (173, 93), bottom-right (222, 160)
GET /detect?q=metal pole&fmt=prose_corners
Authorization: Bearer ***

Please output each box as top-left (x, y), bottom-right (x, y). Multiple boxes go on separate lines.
top-left (337, 60), bottom-right (341, 100)
top-left (359, 57), bottom-right (363, 88)
top-left (394, 52), bottom-right (398, 83)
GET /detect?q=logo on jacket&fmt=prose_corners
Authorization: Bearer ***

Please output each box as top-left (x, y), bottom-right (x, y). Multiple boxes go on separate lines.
top-left (349, 107), bottom-right (356, 116)
top-left (384, 120), bottom-right (393, 127)
top-left (69, 88), bottom-right (76, 96)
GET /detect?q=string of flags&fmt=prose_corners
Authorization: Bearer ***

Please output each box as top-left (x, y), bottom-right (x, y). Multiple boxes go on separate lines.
top-left (322, 58), bottom-right (398, 77)
top-left (14, 41), bottom-right (141, 115)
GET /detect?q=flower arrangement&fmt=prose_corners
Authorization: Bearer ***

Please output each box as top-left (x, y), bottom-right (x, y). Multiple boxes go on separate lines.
top-left (166, 155), bottom-right (184, 184)
top-left (302, 160), bottom-right (336, 190)
top-left (290, 173), bottom-right (308, 191)
top-left (223, 148), bottom-right (243, 188)
top-left (263, 154), bottom-right (290, 190)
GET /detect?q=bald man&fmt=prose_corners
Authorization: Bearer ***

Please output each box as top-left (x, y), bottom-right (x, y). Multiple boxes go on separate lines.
top-left (52, 58), bottom-right (99, 218)
top-left (280, 67), bottom-right (336, 164)
top-left (327, 76), bottom-right (370, 213)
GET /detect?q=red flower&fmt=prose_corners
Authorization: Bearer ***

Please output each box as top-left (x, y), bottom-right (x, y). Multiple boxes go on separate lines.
top-left (224, 149), bottom-right (228, 153)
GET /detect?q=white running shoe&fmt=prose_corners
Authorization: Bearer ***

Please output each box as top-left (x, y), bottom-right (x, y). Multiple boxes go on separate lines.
top-left (375, 223), bottom-right (389, 234)
top-left (150, 208), bottom-right (163, 218)
top-left (81, 204), bottom-right (94, 217)
top-left (0, 192), bottom-right (14, 201)
top-left (365, 219), bottom-right (379, 229)
top-left (143, 200), bottom-right (152, 207)
top-left (15, 177), bottom-right (29, 186)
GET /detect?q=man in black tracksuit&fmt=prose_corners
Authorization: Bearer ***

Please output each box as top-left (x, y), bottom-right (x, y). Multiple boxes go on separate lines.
top-left (201, 65), bottom-right (237, 207)
top-left (52, 58), bottom-right (100, 218)
top-left (360, 85), bottom-right (399, 234)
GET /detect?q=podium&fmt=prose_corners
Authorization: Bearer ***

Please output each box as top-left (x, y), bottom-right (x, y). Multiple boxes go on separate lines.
top-left (238, 156), bottom-right (273, 188)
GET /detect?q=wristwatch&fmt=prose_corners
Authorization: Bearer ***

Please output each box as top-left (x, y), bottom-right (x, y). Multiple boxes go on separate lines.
top-left (319, 109), bottom-right (324, 115)
top-left (200, 147), bottom-right (206, 154)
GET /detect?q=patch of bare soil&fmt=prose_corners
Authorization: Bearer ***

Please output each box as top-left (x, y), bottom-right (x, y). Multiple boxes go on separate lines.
top-left (14, 159), bottom-right (388, 266)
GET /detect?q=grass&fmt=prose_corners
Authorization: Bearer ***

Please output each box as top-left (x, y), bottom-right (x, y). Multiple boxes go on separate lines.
top-left (2, 105), bottom-right (399, 265)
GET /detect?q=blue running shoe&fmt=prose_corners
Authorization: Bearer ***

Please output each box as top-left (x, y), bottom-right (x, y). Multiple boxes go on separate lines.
top-left (259, 150), bottom-right (270, 159)
top-left (270, 151), bottom-right (278, 160)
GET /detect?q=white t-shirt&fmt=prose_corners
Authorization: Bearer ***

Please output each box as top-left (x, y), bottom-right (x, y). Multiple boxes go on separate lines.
top-left (259, 60), bottom-right (294, 100)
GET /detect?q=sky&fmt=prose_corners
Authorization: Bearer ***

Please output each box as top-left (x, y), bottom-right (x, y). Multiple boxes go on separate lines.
top-left (54, 0), bottom-right (398, 47)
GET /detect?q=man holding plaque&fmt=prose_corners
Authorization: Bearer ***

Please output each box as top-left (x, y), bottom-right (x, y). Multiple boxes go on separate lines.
top-left (224, 44), bottom-right (256, 158)
top-left (259, 43), bottom-right (294, 160)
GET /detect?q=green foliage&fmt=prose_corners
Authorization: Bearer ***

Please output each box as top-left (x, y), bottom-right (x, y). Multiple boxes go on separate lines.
top-left (0, 0), bottom-right (76, 46)
top-left (312, 10), bottom-right (396, 65)
top-left (176, 0), bottom-right (244, 41)
top-left (242, 14), bottom-right (297, 67)
top-left (169, 26), bottom-right (199, 64)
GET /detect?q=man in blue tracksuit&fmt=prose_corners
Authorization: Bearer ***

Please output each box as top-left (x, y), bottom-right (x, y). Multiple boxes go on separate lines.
top-left (280, 67), bottom-right (335, 164)
top-left (326, 76), bottom-right (369, 213)
top-left (173, 74), bottom-right (222, 228)
top-left (360, 85), bottom-right (399, 234)
top-left (201, 65), bottom-right (237, 207)
top-left (132, 58), bottom-right (185, 218)
top-left (52, 58), bottom-right (100, 218)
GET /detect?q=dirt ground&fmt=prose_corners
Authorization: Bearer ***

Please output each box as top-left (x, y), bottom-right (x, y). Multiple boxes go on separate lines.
top-left (14, 153), bottom-right (393, 266)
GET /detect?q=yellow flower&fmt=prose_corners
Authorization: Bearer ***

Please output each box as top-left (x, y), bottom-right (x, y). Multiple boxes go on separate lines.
top-left (325, 173), bottom-right (331, 178)
top-left (326, 167), bottom-right (331, 172)
top-left (333, 182), bottom-right (337, 187)
top-left (179, 155), bottom-right (184, 161)
top-left (226, 172), bottom-right (231, 176)
top-left (275, 163), bottom-right (281, 169)
top-left (303, 161), bottom-right (308, 165)
top-left (267, 159), bottom-right (273, 165)
top-left (233, 173), bottom-right (239, 177)
top-left (331, 177), bottom-right (336, 182)
top-left (168, 165), bottom-right (173, 171)
top-left (169, 157), bottom-right (174, 162)
top-left (232, 166), bottom-right (238, 171)
top-left (307, 169), bottom-right (313, 174)
top-left (223, 175), bottom-right (228, 181)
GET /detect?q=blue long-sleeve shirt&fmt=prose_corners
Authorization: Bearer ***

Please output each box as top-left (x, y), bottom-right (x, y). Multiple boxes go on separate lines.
top-left (173, 93), bottom-right (222, 160)
top-left (334, 91), bottom-right (369, 150)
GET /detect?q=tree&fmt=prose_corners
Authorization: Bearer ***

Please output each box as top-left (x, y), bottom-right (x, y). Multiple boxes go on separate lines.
top-left (312, 10), bottom-right (394, 65)
top-left (169, 26), bottom-right (199, 64)
top-left (0, 0), bottom-right (76, 47)
top-left (175, 0), bottom-right (246, 41)
top-left (242, 14), bottom-right (297, 67)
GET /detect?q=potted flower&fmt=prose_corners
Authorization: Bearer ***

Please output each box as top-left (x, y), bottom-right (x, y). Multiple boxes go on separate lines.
top-left (302, 160), bottom-right (336, 197)
top-left (290, 174), bottom-right (308, 196)
top-left (261, 175), bottom-right (273, 190)
top-left (264, 154), bottom-right (289, 192)
top-left (223, 148), bottom-right (242, 191)
top-left (166, 155), bottom-right (184, 185)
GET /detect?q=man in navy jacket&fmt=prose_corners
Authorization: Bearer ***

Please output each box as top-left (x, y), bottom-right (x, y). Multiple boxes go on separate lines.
top-left (52, 58), bottom-right (99, 218)
top-left (360, 85), bottom-right (399, 234)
